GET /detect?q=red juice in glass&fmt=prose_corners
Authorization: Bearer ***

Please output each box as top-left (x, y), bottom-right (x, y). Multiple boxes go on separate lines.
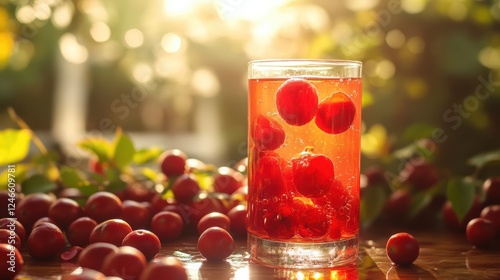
top-left (247, 60), bottom-right (362, 268)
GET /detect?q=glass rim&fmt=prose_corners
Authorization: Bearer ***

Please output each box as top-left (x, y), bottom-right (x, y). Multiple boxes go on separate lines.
top-left (248, 59), bottom-right (362, 67)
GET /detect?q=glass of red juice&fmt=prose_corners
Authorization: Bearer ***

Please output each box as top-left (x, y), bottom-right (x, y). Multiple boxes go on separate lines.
top-left (247, 59), bottom-right (362, 268)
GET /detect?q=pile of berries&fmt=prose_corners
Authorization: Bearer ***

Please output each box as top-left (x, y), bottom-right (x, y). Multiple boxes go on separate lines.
top-left (0, 148), bottom-right (248, 280)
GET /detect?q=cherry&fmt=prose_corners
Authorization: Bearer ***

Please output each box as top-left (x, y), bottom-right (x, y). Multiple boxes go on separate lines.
top-left (159, 149), bottom-right (188, 177)
top-left (251, 115), bottom-right (285, 150)
top-left (60, 246), bottom-right (84, 262)
top-left (399, 160), bottom-right (439, 191)
top-left (386, 232), bottom-right (420, 266)
top-left (276, 78), bottom-right (318, 126)
top-left (84, 191), bottom-right (122, 223)
top-left (466, 218), bottom-right (496, 247)
top-left (151, 211), bottom-right (184, 242)
top-left (213, 167), bottom-right (244, 195)
top-left (89, 219), bottom-right (133, 246)
top-left (294, 199), bottom-right (328, 239)
top-left (0, 218), bottom-right (26, 244)
top-left (263, 203), bottom-right (296, 239)
top-left (197, 227), bottom-right (235, 262)
top-left (88, 156), bottom-right (106, 176)
top-left (315, 91), bottom-right (356, 134)
top-left (0, 229), bottom-right (21, 250)
top-left (197, 212), bottom-right (231, 235)
top-left (101, 246), bottom-right (147, 280)
top-left (122, 229), bottom-right (161, 261)
top-left (171, 173), bottom-right (201, 203)
top-left (120, 200), bottom-right (151, 230)
top-left (48, 197), bottom-right (84, 229)
top-left (0, 243), bottom-right (23, 280)
top-left (78, 242), bottom-right (119, 271)
top-left (15, 192), bottom-right (55, 232)
top-left (480, 205), bottom-right (500, 234)
top-left (226, 204), bottom-right (247, 238)
top-left (253, 151), bottom-right (287, 199)
top-left (482, 177), bottom-right (500, 206)
top-left (383, 188), bottom-right (412, 221)
top-left (27, 222), bottom-right (65, 259)
top-left (66, 217), bottom-right (97, 247)
top-left (291, 148), bottom-right (334, 198)
top-left (61, 267), bottom-right (107, 280)
top-left (139, 257), bottom-right (188, 280)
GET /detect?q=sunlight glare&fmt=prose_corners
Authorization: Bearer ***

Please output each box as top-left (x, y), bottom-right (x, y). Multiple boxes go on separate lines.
top-left (215, 0), bottom-right (291, 21)
top-left (59, 33), bottom-right (88, 64)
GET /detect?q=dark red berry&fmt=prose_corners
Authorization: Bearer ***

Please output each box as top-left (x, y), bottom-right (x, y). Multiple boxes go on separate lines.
top-left (314, 91), bottom-right (355, 134)
top-left (197, 227), bottom-right (235, 261)
top-left (253, 151), bottom-right (287, 199)
top-left (27, 222), bottom-right (66, 259)
top-left (159, 149), bottom-right (188, 177)
top-left (291, 148), bottom-right (334, 198)
top-left (483, 177), bottom-right (500, 206)
top-left (276, 78), bottom-right (318, 126)
top-left (263, 204), bottom-right (295, 239)
top-left (480, 205), bottom-right (500, 234)
top-left (386, 232), bottom-right (420, 266)
top-left (251, 115), bottom-right (285, 150)
top-left (294, 199), bottom-right (328, 239)
top-left (171, 173), bottom-right (201, 203)
top-left (466, 218), bottom-right (496, 247)
top-left (399, 160), bottom-right (439, 191)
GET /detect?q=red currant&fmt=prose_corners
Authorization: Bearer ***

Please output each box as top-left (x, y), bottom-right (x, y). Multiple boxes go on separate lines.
top-left (315, 91), bottom-right (355, 134)
top-left (251, 115), bottom-right (285, 150)
top-left (386, 232), bottom-right (420, 266)
top-left (291, 148), bottom-right (334, 198)
top-left (276, 78), bottom-right (318, 126)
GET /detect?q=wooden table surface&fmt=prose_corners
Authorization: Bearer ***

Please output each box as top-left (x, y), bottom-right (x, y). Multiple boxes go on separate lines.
top-left (17, 226), bottom-right (500, 280)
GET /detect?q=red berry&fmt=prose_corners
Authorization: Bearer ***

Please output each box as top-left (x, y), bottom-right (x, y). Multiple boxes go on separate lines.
top-left (0, 243), bottom-right (23, 280)
top-left (383, 189), bottom-right (412, 221)
top-left (139, 257), bottom-right (188, 280)
top-left (0, 229), bottom-right (21, 250)
top-left (213, 167), bottom-right (244, 195)
top-left (151, 211), bottom-right (184, 242)
top-left (291, 149), bottom-right (334, 198)
top-left (253, 151), bottom-right (287, 199)
top-left (48, 197), bottom-right (84, 229)
top-left (314, 91), bottom-right (356, 134)
top-left (294, 199), bottom-right (328, 239)
top-left (0, 218), bottom-right (26, 244)
top-left (66, 217), bottom-right (97, 247)
top-left (399, 160), bottom-right (439, 191)
top-left (197, 227), bottom-right (235, 261)
top-left (122, 229), bottom-right (161, 261)
top-left (386, 232), bottom-right (420, 266)
top-left (120, 200), bottom-right (151, 230)
top-left (442, 197), bottom-right (482, 231)
top-left (61, 267), bottom-right (107, 280)
top-left (171, 173), bottom-right (201, 203)
top-left (466, 218), bottom-right (496, 247)
top-left (78, 242), bottom-right (119, 271)
top-left (276, 78), bottom-right (318, 126)
top-left (89, 219), bottom-right (132, 246)
top-left (60, 246), bottom-right (84, 262)
top-left (480, 205), bottom-right (500, 234)
top-left (251, 115), bottom-right (285, 150)
top-left (483, 177), bottom-right (500, 206)
top-left (197, 212), bottom-right (231, 235)
top-left (227, 204), bottom-right (247, 238)
top-left (159, 149), bottom-right (188, 177)
top-left (88, 156), bottom-right (106, 175)
top-left (84, 191), bottom-right (122, 223)
top-left (263, 203), bottom-right (296, 239)
top-left (27, 222), bottom-right (65, 259)
top-left (16, 192), bottom-right (55, 232)
top-left (101, 246), bottom-right (147, 280)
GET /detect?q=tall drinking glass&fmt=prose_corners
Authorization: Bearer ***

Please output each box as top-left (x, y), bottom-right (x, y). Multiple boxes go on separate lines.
top-left (247, 59), bottom-right (362, 268)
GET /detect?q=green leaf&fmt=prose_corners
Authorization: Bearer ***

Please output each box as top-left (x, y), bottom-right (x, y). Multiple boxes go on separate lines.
top-left (402, 123), bottom-right (436, 142)
top-left (21, 174), bottom-right (56, 194)
top-left (106, 179), bottom-right (127, 193)
top-left (31, 151), bottom-right (60, 167)
top-left (468, 149), bottom-right (500, 170)
top-left (446, 177), bottom-right (476, 222)
top-left (141, 167), bottom-right (159, 182)
top-left (76, 184), bottom-right (100, 197)
top-left (0, 129), bottom-right (32, 165)
top-left (360, 186), bottom-right (386, 229)
top-left (112, 128), bottom-right (135, 169)
top-left (60, 166), bottom-right (87, 188)
top-left (133, 147), bottom-right (163, 165)
top-left (78, 138), bottom-right (113, 162)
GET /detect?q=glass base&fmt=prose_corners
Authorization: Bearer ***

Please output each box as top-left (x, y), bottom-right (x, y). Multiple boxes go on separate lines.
top-left (248, 233), bottom-right (358, 269)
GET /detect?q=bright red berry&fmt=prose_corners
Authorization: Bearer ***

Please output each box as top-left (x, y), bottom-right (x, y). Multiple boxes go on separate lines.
top-left (276, 78), bottom-right (318, 126)
top-left (466, 218), bottom-right (496, 247)
top-left (251, 115), bottom-right (285, 150)
top-left (291, 148), bottom-right (334, 198)
top-left (314, 91), bottom-right (355, 134)
top-left (386, 232), bottom-right (420, 266)
top-left (197, 227), bottom-right (235, 261)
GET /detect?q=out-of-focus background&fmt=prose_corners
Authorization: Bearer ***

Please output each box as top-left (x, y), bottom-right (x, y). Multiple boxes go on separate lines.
top-left (1, 0), bottom-right (499, 173)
